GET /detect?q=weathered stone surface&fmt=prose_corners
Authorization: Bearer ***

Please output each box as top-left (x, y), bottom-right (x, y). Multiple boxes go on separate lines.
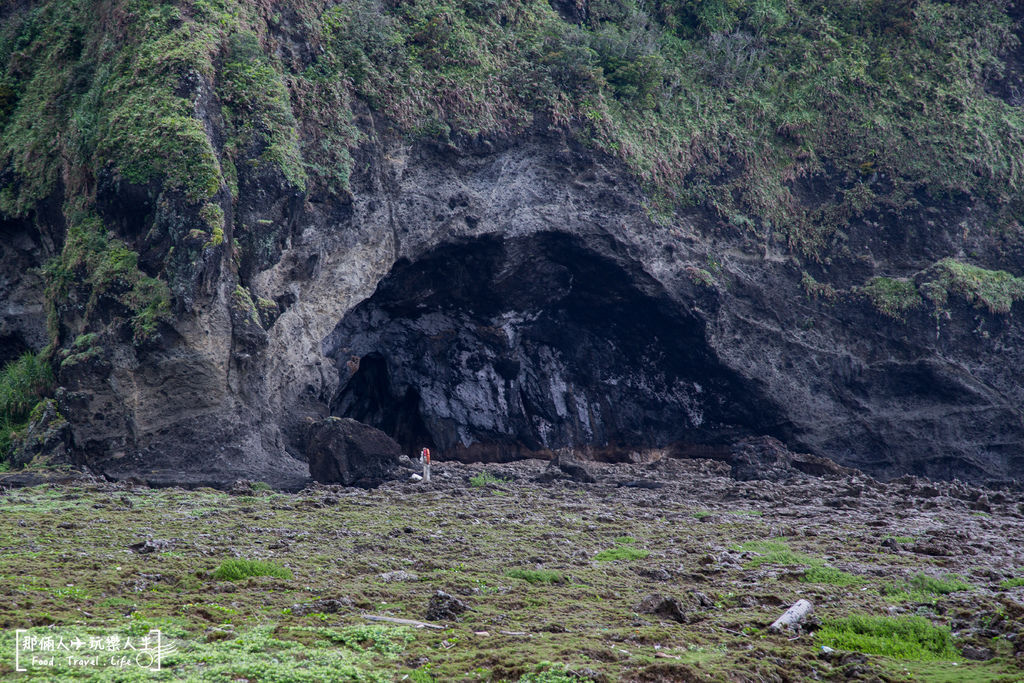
top-left (289, 597), bottom-right (352, 616)
top-left (306, 417), bottom-right (400, 488)
top-left (0, 219), bottom-right (49, 367)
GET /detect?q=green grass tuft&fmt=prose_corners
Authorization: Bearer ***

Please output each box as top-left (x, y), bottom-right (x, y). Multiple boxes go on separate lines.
top-left (506, 569), bottom-right (566, 585)
top-left (469, 471), bottom-right (507, 487)
top-left (595, 546), bottom-right (649, 562)
top-left (0, 351), bottom-right (54, 460)
top-left (801, 566), bottom-right (865, 587)
top-left (817, 614), bottom-right (960, 661)
top-left (212, 559), bottom-right (292, 582)
top-left (0, 351), bottom-right (53, 422)
top-left (862, 277), bottom-right (922, 319)
top-left (922, 259), bottom-right (1024, 315)
top-left (999, 577), bottom-right (1024, 589)
top-left (908, 573), bottom-right (973, 595)
top-left (517, 662), bottom-right (587, 682)
top-left (733, 539), bottom-right (788, 553)
top-left (883, 535), bottom-right (915, 544)
top-left (734, 538), bottom-right (821, 568)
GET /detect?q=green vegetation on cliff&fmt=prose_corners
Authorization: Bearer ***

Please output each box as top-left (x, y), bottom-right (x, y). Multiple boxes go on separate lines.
top-left (306, 0), bottom-right (1024, 255)
top-left (3, 1), bottom-right (1022, 229)
top-left (862, 276), bottom-right (922, 319)
top-left (921, 258), bottom-right (1024, 314)
top-left (1, 0), bottom-right (1023, 342)
top-left (0, 351), bottom-right (53, 460)
top-left (42, 208), bottom-right (171, 344)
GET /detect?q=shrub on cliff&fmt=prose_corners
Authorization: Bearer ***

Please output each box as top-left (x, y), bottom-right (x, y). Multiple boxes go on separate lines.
top-left (0, 352), bottom-right (54, 461)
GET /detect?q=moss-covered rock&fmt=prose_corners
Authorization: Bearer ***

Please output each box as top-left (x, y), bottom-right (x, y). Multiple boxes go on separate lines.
top-left (8, 397), bottom-right (70, 467)
top-left (862, 277), bottom-right (923, 320)
top-left (922, 258), bottom-right (1024, 314)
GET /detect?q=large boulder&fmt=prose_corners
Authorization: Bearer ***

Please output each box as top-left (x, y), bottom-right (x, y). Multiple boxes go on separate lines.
top-left (727, 436), bottom-right (856, 481)
top-left (10, 399), bottom-right (72, 468)
top-left (671, 436), bottom-right (855, 482)
top-left (306, 417), bottom-right (401, 487)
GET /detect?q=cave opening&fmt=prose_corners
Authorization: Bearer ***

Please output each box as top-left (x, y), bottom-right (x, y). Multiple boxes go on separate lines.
top-left (330, 352), bottom-right (436, 454)
top-left (323, 233), bottom-right (789, 461)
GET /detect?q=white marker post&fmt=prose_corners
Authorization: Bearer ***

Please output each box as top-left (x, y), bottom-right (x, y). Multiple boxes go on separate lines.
top-left (420, 447), bottom-right (431, 484)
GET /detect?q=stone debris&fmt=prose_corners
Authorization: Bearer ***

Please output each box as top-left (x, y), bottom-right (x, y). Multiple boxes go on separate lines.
top-left (290, 597), bottom-right (353, 616)
top-left (425, 590), bottom-right (469, 621)
top-left (636, 594), bottom-right (692, 624)
top-left (128, 539), bottom-right (174, 554)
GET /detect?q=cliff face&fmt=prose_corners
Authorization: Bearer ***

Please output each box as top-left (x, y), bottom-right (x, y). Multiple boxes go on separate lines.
top-left (2, 0), bottom-right (1023, 486)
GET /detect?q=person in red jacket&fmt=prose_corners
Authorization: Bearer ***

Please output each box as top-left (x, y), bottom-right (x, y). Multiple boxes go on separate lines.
top-left (420, 447), bottom-right (431, 483)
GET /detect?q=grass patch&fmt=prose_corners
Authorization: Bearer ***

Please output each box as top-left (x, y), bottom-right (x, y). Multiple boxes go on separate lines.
top-left (0, 352), bottom-right (53, 420)
top-left (733, 539), bottom-right (820, 569)
top-left (862, 277), bottom-right (922, 319)
top-left (595, 546), bottom-right (649, 562)
top-left (816, 615), bottom-right (960, 661)
top-left (733, 539), bottom-right (789, 553)
top-left (212, 558), bottom-right (292, 582)
top-left (469, 471), bottom-right (507, 487)
top-left (801, 566), bottom-right (865, 587)
top-left (506, 569), bottom-right (566, 585)
top-left (517, 662), bottom-right (586, 682)
top-left (882, 574), bottom-right (974, 604)
top-left (907, 574), bottom-right (973, 596)
top-left (883, 535), bottom-right (915, 544)
top-left (922, 259), bottom-right (1024, 314)
top-left (999, 577), bottom-right (1024, 589)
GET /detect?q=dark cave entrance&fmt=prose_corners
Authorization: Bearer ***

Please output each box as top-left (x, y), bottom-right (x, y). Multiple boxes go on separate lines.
top-left (331, 352), bottom-right (436, 454)
top-left (324, 233), bottom-right (789, 461)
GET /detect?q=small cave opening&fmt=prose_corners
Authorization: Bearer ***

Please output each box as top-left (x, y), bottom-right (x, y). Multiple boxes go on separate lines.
top-left (330, 352), bottom-right (436, 454)
top-left (323, 233), bottom-right (790, 461)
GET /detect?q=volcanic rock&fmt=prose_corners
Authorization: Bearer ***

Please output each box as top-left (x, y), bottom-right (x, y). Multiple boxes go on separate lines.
top-left (536, 452), bottom-right (597, 484)
top-left (306, 417), bottom-right (401, 488)
top-left (636, 594), bottom-right (693, 624)
top-left (425, 590), bottom-right (468, 621)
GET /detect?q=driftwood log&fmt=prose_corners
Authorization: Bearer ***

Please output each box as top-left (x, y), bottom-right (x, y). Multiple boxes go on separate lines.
top-left (361, 614), bottom-right (445, 630)
top-left (768, 599), bottom-right (813, 633)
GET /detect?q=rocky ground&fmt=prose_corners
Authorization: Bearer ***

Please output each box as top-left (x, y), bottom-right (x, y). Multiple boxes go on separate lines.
top-left (0, 455), bottom-right (1022, 681)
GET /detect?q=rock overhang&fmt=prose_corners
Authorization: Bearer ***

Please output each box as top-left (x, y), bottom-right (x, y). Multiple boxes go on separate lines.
top-left (322, 231), bottom-right (792, 461)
